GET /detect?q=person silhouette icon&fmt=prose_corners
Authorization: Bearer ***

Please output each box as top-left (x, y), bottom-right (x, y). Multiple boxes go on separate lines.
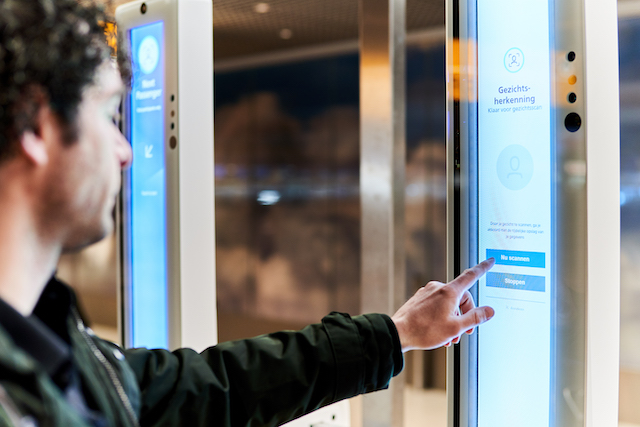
top-left (497, 145), bottom-right (533, 190)
top-left (508, 156), bottom-right (523, 179)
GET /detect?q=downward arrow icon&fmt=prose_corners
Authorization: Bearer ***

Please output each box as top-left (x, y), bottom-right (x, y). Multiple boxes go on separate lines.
top-left (144, 145), bottom-right (153, 158)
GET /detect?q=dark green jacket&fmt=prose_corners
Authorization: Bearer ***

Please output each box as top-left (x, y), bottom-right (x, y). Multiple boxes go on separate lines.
top-left (0, 279), bottom-right (403, 426)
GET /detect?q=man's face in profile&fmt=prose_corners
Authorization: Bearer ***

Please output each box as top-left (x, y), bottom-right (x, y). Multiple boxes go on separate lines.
top-left (42, 62), bottom-right (132, 252)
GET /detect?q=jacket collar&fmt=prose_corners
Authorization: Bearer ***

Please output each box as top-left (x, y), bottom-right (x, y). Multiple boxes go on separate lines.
top-left (0, 294), bottom-right (71, 383)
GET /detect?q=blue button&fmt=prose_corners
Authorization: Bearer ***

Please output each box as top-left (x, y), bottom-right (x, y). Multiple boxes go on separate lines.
top-left (486, 272), bottom-right (545, 292)
top-left (486, 249), bottom-right (545, 268)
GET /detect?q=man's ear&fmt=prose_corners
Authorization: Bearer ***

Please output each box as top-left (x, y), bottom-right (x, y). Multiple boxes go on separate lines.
top-left (19, 130), bottom-right (48, 166)
top-left (15, 86), bottom-right (54, 167)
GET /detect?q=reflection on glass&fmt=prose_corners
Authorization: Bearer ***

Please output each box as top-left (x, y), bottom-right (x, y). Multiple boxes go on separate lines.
top-left (405, 43), bottom-right (448, 393)
top-left (619, 16), bottom-right (640, 427)
top-left (214, 56), bottom-right (361, 340)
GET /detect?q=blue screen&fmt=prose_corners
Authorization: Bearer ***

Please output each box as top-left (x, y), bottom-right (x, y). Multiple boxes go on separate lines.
top-left (477, 0), bottom-right (552, 425)
top-left (128, 21), bottom-right (168, 349)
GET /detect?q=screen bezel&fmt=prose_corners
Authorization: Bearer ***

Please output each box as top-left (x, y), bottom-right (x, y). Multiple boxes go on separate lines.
top-left (117, 0), bottom-right (181, 350)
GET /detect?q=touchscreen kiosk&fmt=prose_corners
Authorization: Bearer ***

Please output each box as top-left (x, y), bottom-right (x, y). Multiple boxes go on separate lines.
top-left (446, 0), bottom-right (620, 426)
top-left (116, 0), bottom-right (215, 352)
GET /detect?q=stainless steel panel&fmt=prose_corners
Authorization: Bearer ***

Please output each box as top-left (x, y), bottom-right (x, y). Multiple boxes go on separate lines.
top-left (359, 0), bottom-right (406, 426)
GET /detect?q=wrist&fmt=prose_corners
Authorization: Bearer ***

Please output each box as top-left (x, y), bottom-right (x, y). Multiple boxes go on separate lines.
top-left (390, 315), bottom-right (410, 353)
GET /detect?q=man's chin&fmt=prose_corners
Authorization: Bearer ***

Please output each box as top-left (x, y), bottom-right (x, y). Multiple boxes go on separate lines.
top-left (61, 221), bottom-right (113, 254)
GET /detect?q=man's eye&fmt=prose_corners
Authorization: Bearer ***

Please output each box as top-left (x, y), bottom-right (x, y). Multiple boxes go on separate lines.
top-left (111, 112), bottom-right (121, 126)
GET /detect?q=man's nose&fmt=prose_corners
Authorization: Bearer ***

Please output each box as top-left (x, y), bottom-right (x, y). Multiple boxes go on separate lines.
top-left (117, 131), bottom-right (133, 169)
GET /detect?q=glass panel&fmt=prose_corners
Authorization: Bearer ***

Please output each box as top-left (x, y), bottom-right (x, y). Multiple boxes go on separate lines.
top-left (214, 56), bottom-right (361, 341)
top-left (618, 14), bottom-right (640, 427)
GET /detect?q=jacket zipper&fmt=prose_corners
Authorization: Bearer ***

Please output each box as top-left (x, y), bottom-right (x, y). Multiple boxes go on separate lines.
top-left (72, 308), bottom-right (140, 427)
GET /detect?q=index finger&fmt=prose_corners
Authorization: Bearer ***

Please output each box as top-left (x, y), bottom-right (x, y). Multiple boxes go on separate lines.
top-left (448, 258), bottom-right (495, 294)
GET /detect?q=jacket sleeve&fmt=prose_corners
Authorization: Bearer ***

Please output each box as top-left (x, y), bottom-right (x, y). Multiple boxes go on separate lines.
top-left (123, 312), bottom-right (404, 427)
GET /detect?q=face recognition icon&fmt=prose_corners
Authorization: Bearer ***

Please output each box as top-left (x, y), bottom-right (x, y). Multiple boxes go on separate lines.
top-left (504, 48), bottom-right (524, 73)
top-left (138, 35), bottom-right (160, 74)
top-left (497, 144), bottom-right (534, 190)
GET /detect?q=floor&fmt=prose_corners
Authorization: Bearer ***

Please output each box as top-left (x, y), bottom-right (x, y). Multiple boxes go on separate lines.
top-left (403, 387), bottom-right (640, 427)
top-left (404, 387), bottom-right (447, 427)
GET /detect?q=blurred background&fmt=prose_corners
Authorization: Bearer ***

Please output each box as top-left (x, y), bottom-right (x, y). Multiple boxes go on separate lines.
top-left (56, 0), bottom-right (640, 425)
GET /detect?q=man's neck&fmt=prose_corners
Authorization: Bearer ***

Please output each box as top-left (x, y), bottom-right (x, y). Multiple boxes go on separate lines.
top-left (0, 193), bottom-right (60, 316)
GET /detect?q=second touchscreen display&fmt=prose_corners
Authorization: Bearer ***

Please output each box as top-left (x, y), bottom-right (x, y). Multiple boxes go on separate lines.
top-left (129, 20), bottom-right (168, 349)
top-left (477, 0), bottom-right (552, 425)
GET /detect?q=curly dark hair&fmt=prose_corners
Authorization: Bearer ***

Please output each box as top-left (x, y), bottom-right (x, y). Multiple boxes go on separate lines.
top-left (0, 0), bottom-right (120, 162)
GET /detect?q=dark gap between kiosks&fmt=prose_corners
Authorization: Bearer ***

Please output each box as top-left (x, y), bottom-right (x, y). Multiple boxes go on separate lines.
top-left (445, 0), bottom-right (609, 425)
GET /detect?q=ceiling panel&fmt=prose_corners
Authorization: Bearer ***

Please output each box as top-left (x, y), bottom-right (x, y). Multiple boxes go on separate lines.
top-left (112, 0), bottom-right (444, 60)
top-left (213, 0), bottom-right (444, 59)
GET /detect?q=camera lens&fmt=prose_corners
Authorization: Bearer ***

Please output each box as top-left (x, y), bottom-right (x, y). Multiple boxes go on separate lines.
top-left (568, 93), bottom-right (577, 103)
top-left (565, 113), bottom-right (581, 132)
top-left (141, 3), bottom-right (147, 14)
top-left (567, 51), bottom-right (576, 62)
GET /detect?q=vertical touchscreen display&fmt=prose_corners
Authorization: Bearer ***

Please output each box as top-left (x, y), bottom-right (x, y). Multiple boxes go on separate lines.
top-left (477, 0), bottom-right (552, 425)
top-left (128, 21), bottom-right (168, 349)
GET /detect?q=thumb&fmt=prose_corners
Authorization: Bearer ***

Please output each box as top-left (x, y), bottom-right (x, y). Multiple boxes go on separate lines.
top-left (458, 306), bottom-right (495, 332)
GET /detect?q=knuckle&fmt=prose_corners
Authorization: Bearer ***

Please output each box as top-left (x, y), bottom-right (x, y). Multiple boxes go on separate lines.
top-left (424, 280), bottom-right (441, 289)
top-left (471, 310), bottom-right (484, 325)
top-left (435, 286), bottom-right (451, 299)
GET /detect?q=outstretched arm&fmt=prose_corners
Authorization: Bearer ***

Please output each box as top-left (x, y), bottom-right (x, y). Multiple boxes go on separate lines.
top-left (124, 312), bottom-right (402, 427)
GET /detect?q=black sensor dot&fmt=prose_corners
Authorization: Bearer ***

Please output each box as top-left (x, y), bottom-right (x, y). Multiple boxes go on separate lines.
top-left (565, 113), bottom-right (582, 132)
top-left (567, 51), bottom-right (576, 62)
top-left (568, 93), bottom-right (577, 103)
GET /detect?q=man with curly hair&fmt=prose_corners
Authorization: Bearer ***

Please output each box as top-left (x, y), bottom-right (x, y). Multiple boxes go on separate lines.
top-left (0, 0), bottom-right (495, 425)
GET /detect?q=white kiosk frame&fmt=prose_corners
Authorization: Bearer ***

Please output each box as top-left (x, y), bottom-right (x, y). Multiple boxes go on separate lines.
top-left (445, 0), bottom-right (619, 426)
top-left (116, 0), bottom-right (216, 353)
